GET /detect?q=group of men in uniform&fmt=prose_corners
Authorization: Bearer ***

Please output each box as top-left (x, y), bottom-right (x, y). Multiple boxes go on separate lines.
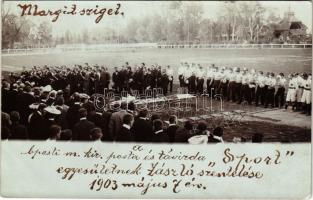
top-left (178, 62), bottom-right (311, 115)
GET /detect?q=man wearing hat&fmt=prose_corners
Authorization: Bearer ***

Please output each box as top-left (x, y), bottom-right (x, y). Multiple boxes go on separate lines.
top-left (285, 74), bottom-right (297, 110)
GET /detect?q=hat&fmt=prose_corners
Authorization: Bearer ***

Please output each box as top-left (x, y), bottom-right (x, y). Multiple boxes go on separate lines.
top-left (29, 103), bottom-right (40, 110)
top-left (42, 85), bottom-right (52, 92)
top-left (188, 135), bottom-right (208, 144)
top-left (44, 106), bottom-right (61, 115)
top-left (57, 90), bottom-right (64, 95)
top-left (80, 93), bottom-right (90, 99)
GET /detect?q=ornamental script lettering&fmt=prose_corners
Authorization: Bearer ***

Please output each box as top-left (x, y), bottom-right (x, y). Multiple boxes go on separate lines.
top-left (17, 3), bottom-right (124, 23)
top-left (19, 144), bottom-right (295, 195)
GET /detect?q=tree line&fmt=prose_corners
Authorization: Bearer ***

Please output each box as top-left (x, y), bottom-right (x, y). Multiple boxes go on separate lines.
top-left (1, 1), bottom-right (308, 49)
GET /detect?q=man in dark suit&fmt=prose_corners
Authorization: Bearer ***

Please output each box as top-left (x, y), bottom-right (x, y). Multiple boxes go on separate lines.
top-left (112, 67), bottom-right (120, 93)
top-left (18, 85), bottom-right (35, 125)
top-left (28, 103), bottom-right (47, 140)
top-left (10, 111), bottom-right (28, 140)
top-left (108, 102), bottom-right (128, 141)
top-left (166, 115), bottom-right (179, 143)
top-left (131, 108), bottom-right (153, 142)
top-left (150, 119), bottom-right (169, 143)
top-left (116, 114), bottom-right (134, 142)
top-left (72, 108), bottom-right (95, 141)
top-left (1, 81), bottom-right (11, 113)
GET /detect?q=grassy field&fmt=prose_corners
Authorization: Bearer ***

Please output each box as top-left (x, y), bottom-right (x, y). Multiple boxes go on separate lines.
top-left (1, 48), bottom-right (311, 142)
top-left (2, 48), bottom-right (312, 83)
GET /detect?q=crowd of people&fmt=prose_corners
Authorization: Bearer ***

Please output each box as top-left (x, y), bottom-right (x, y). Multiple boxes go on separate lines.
top-left (1, 61), bottom-right (311, 142)
top-left (177, 62), bottom-right (311, 115)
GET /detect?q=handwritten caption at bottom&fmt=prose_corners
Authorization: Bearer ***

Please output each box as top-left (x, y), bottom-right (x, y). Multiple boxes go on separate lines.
top-left (20, 144), bottom-right (294, 195)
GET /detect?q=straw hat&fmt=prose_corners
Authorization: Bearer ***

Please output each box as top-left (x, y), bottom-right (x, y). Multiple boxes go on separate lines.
top-left (44, 106), bottom-right (61, 115)
top-left (188, 135), bottom-right (208, 144)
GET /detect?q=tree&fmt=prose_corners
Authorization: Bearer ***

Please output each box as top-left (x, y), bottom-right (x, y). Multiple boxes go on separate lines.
top-left (182, 2), bottom-right (204, 43)
top-left (37, 21), bottom-right (52, 46)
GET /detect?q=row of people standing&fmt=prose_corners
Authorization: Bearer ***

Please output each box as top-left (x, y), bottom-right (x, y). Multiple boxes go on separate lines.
top-left (177, 62), bottom-right (311, 115)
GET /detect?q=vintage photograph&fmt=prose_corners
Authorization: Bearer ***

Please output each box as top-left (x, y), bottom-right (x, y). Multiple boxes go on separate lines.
top-left (1, 1), bottom-right (312, 144)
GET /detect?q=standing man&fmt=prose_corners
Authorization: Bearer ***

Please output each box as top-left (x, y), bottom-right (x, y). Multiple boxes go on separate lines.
top-left (112, 67), bottom-right (120, 93)
top-left (275, 73), bottom-right (287, 108)
top-left (178, 62), bottom-right (185, 88)
top-left (295, 73), bottom-right (304, 111)
top-left (167, 65), bottom-right (174, 93)
top-left (255, 71), bottom-right (266, 107)
top-left (301, 73), bottom-right (311, 115)
top-left (264, 73), bottom-right (276, 108)
top-left (285, 74), bottom-right (297, 110)
top-left (196, 64), bottom-right (205, 95)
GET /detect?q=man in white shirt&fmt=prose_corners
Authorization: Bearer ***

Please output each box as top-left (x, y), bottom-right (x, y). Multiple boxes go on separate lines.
top-left (166, 65), bottom-right (174, 93)
top-left (274, 73), bottom-right (287, 108)
top-left (285, 74), bottom-right (297, 110)
top-left (239, 69), bottom-right (249, 104)
top-left (178, 63), bottom-right (185, 87)
top-left (227, 68), bottom-right (236, 102)
top-left (196, 64), bottom-right (205, 94)
top-left (264, 73), bottom-right (276, 108)
top-left (295, 73), bottom-right (304, 111)
top-left (300, 73), bottom-right (311, 115)
top-left (255, 71), bottom-right (265, 106)
top-left (206, 65), bottom-right (214, 94)
top-left (234, 68), bottom-right (242, 103)
top-left (248, 69), bottom-right (257, 105)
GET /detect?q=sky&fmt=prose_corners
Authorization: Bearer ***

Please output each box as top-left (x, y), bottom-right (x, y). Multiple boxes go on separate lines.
top-left (3, 1), bottom-right (312, 36)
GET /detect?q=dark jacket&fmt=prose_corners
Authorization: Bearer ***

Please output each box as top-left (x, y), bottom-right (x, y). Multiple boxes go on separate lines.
top-left (150, 129), bottom-right (169, 143)
top-left (72, 118), bottom-right (95, 141)
top-left (131, 118), bottom-right (153, 142)
top-left (10, 122), bottom-right (28, 139)
top-left (29, 111), bottom-right (47, 140)
top-left (166, 124), bottom-right (179, 143)
top-left (174, 127), bottom-right (193, 143)
top-left (116, 126), bottom-right (133, 142)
